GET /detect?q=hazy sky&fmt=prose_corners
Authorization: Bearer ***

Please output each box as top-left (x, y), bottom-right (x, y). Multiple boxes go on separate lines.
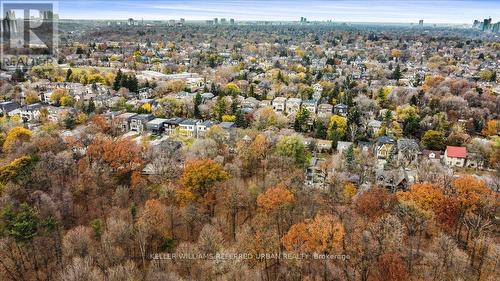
top-left (54, 0), bottom-right (500, 23)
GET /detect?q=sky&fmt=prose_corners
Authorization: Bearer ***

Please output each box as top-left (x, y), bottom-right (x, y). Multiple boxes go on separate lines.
top-left (51, 0), bottom-right (500, 23)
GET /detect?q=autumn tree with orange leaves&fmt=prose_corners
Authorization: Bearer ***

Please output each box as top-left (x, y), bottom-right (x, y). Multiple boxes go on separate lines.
top-left (177, 159), bottom-right (229, 215)
top-left (257, 185), bottom-right (295, 252)
top-left (397, 182), bottom-right (444, 214)
top-left (84, 135), bottom-right (144, 186)
top-left (282, 213), bottom-right (344, 254)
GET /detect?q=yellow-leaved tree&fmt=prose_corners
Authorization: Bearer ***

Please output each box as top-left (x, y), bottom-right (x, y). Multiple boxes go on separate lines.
top-left (3, 127), bottom-right (32, 152)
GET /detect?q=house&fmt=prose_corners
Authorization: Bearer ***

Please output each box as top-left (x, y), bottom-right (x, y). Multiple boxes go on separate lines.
top-left (312, 83), bottom-right (323, 95)
top-left (376, 167), bottom-right (410, 192)
top-left (146, 118), bottom-right (168, 135)
top-left (116, 112), bottom-right (137, 132)
top-left (47, 106), bottom-right (76, 123)
top-left (368, 120), bottom-right (383, 135)
top-left (257, 99), bottom-right (271, 108)
top-left (201, 92), bottom-right (215, 103)
top-left (466, 153), bottom-right (484, 170)
top-left (20, 103), bottom-right (43, 122)
top-left (272, 97), bottom-right (286, 113)
top-left (375, 136), bottom-right (397, 159)
top-left (305, 157), bottom-right (327, 189)
top-left (164, 117), bottom-right (185, 135)
top-left (0, 101), bottom-right (21, 116)
top-left (316, 139), bottom-right (333, 151)
top-left (241, 97), bottom-right (259, 111)
top-left (334, 103), bottom-right (348, 117)
top-left (130, 114), bottom-right (154, 134)
top-left (102, 111), bottom-right (122, 122)
top-left (317, 103), bottom-right (333, 118)
top-left (179, 119), bottom-right (201, 137)
top-left (186, 77), bottom-right (205, 90)
top-left (302, 100), bottom-right (318, 115)
top-left (397, 138), bottom-right (420, 166)
top-left (421, 150), bottom-right (441, 162)
top-left (444, 146), bottom-right (467, 167)
top-left (358, 141), bottom-right (373, 154)
top-left (138, 88), bottom-right (154, 100)
top-left (196, 120), bottom-right (218, 138)
top-left (337, 141), bottom-right (353, 153)
top-left (286, 98), bottom-right (302, 115)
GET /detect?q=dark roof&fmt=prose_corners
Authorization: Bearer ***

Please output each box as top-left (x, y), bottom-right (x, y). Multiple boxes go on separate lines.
top-left (132, 114), bottom-right (154, 121)
top-left (164, 117), bottom-right (185, 125)
top-left (180, 119), bottom-right (200, 126)
top-left (376, 136), bottom-right (396, 145)
top-left (0, 101), bottom-right (21, 113)
top-left (219, 122), bottom-right (235, 129)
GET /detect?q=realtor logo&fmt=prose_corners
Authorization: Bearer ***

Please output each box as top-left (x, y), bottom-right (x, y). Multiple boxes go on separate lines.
top-left (1, 1), bottom-right (58, 57)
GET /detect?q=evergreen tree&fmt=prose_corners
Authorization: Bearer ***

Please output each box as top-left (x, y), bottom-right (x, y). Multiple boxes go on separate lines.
top-left (12, 68), bottom-right (26, 82)
top-left (294, 107), bottom-right (310, 133)
top-left (344, 144), bottom-right (355, 170)
top-left (129, 75), bottom-right (139, 93)
top-left (211, 83), bottom-right (218, 96)
top-left (213, 97), bottom-right (227, 121)
top-left (235, 110), bottom-right (248, 128)
top-left (248, 84), bottom-right (255, 98)
top-left (194, 92), bottom-right (202, 118)
top-left (392, 64), bottom-right (402, 80)
top-left (314, 120), bottom-right (327, 139)
top-left (113, 69), bottom-right (123, 91)
top-left (86, 98), bottom-right (96, 114)
top-left (66, 68), bottom-right (73, 82)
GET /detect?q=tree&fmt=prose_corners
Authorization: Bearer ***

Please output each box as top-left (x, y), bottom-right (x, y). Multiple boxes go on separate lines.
top-left (1, 203), bottom-right (55, 242)
top-left (257, 185), bottom-right (295, 212)
top-left (66, 68), bottom-right (73, 82)
top-left (452, 175), bottom-right (491, 214)
top-left (177, 159), bottom-right (229, 204)
top-left (85, 136), bottom-right (144, 185)
top-left (314, 120), bottom-right (327, 139)
top-left (293, 107), bottom-right (310, 133)
top-left (392, 64), bottom-right (402, 80)
top-left (282, 213), bottom-right (344, 254)
top-left (0, 156), bottom-right (36, 185)
top-left (482, 120), bottom-right (498, 136)
top-left (12, 68), bottom-right (26, 82)
top-left (248, 84), bottom-right (255, 98)
top-left (193, 92), bottom-right (202, 118)
top-left (391, 48), bottom-right (401, 59)
top-left (276, 135), bottom-right (311, 167)
top-left (355, 188), bottom-right (397, 220)
top-left (138, 103), bottom-right (152, 114)
top-left (397, 183), bottom-right (444, 213)
top-left (24, 90), bottom-right (40, 104)
top-left (224, 83), bottom-right (240, 97)
top-left (50, 88), bottom-right (69, 106)
top-left (375, 252), bottom-right (409, 281)
top-left (3, 127), bottom-right (32, 152)
top-left (60, 95), bottom-right (76, 107)
top-left (421, 130), bottom-right (446, 151)
top-left (257, 184), bottom-right (295, 254)
top-left (344, 144), bottom-right (355, 170)
top-left (327, 114), bottom-right (347, 143)
top-left (213, 97), bottom-right (228, 121)
top-left (113, 69), bottom-right (123, 91)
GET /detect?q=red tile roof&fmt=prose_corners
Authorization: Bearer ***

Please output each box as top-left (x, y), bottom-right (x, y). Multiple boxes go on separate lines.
top-left (446, 146), bottom-right (467, 158)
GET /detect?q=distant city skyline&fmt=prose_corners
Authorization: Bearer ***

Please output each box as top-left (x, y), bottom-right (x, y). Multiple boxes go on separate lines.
top-left (52, 0), bottom-right (500, 24)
